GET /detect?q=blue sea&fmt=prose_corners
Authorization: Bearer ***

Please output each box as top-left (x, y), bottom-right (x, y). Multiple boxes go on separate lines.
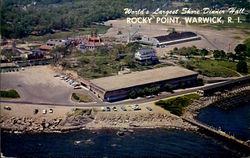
top-left (1, 103), bottom-right (250, 158)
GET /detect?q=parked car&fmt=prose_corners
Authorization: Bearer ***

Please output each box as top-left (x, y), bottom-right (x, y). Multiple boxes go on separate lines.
top-left (33, 109), bottom-right (39, 114)
top-left (42, 109), bottom-right (47, 114)
top-left (132, 104), bottom-right (141, 111)
top-left (49, 109), bottom-right (53, 113)
top-left (101, 107), bottom-right (105, 111)
top-left (4, 106), bottom-right (11, 110)
top-left (146, 106), bottom-right (152, 111)
top-left (106, 107), bottom-right (111, 112)
top-left (112, 106), bottom-right (117, 111)
top-left (72, 82), bottom-right (80, 87)
top-left (121, 106), bottom-right (127, 111)
top-left (74, 86), bottom-right (82, 89)
top-left (146, 95), bottom-right (154, 99)
top-left (54, 74), bottom-right (60, 77)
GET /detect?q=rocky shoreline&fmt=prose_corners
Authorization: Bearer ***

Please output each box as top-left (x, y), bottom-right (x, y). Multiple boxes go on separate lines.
top-left (1, 107), bottom-right (198, 134)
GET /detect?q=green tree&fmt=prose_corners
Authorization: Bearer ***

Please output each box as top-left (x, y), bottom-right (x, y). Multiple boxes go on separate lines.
top-left (200, 49), bottom-right (208, 56)
top-left (227, 52), bottom-right (236, 61)
top-left (235, 44), bottom-right (247, 60)
top-left (163, 84), bottom-right (172, 92)
top-left (237, 60), bottom-right (248, 73)
top-left (213, 50), bottom-right (226, 60)
top-left (136, 89), bottom-right (144, 97)
top-left (129, 91), bottom-right (137, 99)
top-left (235, 44), bottom-right (247, 54)
top-left (150, 86), bottom-right (160, 95)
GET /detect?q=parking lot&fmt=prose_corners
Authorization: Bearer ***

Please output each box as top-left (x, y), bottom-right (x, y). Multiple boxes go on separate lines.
top-left (0, 66), bottom-right (99, 104)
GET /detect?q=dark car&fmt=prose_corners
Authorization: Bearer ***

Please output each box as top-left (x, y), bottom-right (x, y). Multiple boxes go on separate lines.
top-left (112, 106), bottom-right (117, 111)
top-left (34, 109), bottom-right (39, 114)
top-left (4, 106), bottom-right (11, 110)
top-left (106, 107), bottom-right (111, 112)
top-left (146, 106), bottom-right (152, 111)
top-left (121, 106), bottom-right (127, 111)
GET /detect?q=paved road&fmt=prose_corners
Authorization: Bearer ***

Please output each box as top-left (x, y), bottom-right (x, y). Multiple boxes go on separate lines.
top-left (0, 86), bottom-right (201, 107)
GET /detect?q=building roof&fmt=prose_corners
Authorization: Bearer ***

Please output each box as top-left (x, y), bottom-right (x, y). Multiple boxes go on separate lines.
top-left (39, 44), bottom-right (52, 51)
top-left (154, 32), bottom-right (197, 43)
top-left (90, 66), bottom-right (198, 91)
top-left (138, 48), bottom-right (155, 53)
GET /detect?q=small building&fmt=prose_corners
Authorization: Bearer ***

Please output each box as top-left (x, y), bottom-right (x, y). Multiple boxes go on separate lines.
top-left (39, 44), bottom-right (52, 53)
top-left (46, 39), bottom-right (68, 47)
top-left (134, 48), bottom-right (158, 65)
top-left (89, 66), bottom-right (198, 102)
top-left (40, 39), bottom-right (69, 53)
top-left (78, 36), bottom-right (105, 52)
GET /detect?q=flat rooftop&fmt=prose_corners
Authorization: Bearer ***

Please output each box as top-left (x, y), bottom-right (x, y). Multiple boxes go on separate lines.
top-left (154, 32), bottom-right (197, 43)
top-left (90, 66), bottom-right (198, 91)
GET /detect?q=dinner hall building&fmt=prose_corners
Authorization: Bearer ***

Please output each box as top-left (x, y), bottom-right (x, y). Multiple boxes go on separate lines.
top-left (89, 66), bottom-right (198, 102)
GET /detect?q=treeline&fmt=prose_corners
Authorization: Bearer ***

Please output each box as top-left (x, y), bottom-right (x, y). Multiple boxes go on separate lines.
top-left (1, 0), bottom-right (166, 39)
top-left (1, 0), bottom-right (248, 39)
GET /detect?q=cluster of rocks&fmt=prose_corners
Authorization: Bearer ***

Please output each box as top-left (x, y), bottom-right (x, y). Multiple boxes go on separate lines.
top-left (212, 90), bottom-right (250, 110)
top-left (94, 112), bottom-right (197, 130)
top-left (1, 108), bottom-right (97, 134)
top-left (1, 116), bottom-right (63, 133)
top-left (183, 97), bottom-right (212, 119)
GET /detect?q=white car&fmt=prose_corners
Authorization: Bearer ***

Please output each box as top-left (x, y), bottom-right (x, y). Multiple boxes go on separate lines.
top-left (101, 107), bottom-right (105, 111)
top-left (42, 109), bottom-right (47, 114)
top-left (49, 109), bottom-right (53, 113)
top-left (74, 86), bottom-right (82, 89)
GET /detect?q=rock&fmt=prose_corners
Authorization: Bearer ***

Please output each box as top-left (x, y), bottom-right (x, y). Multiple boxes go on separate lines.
top-left (45, 123), bottom-right (50, 128)
top-left (116, 131), bottom-right (125, 137)
top-left (128, 129), bottom-right (134, 133)
top-left (39, 127), bottom-right (44, 131)
top-left (85, 139), bottom-right (94, 145)
top-left (26, 122), bottom-right (31, 126)
top-left (111, 144), bottom-right (117, 147)
top-left (14, 131), bottom-right (22, 134)
top-left (13, 119), bottom-right (17, 124)
top-left (74, 140), bottom-right (82, 145)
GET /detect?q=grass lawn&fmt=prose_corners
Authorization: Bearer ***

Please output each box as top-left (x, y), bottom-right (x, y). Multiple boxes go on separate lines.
top-left (155, 93), bottom-right (200, 116)
top-left (0, 89), bottom-right (20, 98)
top-left (183, 59), bottom-right (250, 77)
top-left (71, 93), bottom-right (93, 103)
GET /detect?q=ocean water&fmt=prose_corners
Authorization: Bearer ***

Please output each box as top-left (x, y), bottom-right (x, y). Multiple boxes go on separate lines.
top-left (196, 102), bottom-right (250, 141)
top-left (1, 129), bottom-right (246, 158)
